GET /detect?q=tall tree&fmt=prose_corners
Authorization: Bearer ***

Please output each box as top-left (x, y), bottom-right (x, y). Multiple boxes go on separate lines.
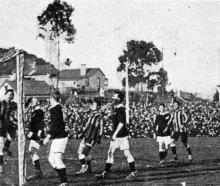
top-left (37, 0), bottom-right (76, 88)
top-left (156, 67), bottom-right (168, 97)
top-left (213, 90), bottom-right (219, 102)
top-left (117, 40), bottom-right (163, 90)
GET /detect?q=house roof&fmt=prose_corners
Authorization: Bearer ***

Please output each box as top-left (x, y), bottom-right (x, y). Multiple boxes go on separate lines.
top-left (3, 80), bottom-right (50, 95)
top-left (59, 68), bottom-right (106, 80)
top-left (28, 64), bottom-right (58, 76)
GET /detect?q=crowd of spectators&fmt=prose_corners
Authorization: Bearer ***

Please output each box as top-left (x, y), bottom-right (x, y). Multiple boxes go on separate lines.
top-left (24, 99), bottom-right (220, 138)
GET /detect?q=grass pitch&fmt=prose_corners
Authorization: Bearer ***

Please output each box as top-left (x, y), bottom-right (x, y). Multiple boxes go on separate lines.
top-left (1, 137), bottom-right (220, 186)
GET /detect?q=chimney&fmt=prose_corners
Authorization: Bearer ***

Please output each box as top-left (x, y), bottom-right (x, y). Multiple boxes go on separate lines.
top-left (80, 64), bottom-right (86, 76)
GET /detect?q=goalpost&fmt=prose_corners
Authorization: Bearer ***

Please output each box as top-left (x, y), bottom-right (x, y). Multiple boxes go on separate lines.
top-left (125, 62), bottom-right (129, 124)
top-left (16, 50), bottom-right (26, 186)
top-left (0, 49), bottom-right (26, 186)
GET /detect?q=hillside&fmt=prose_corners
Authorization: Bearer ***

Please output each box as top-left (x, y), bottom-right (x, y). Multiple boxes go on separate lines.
top-left (0, 47), bottom-right (57, 75)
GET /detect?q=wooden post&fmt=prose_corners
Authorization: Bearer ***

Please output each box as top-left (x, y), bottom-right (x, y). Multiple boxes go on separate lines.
top-left (125, 62), bottom-right (129, 124)
top-left (16, 50), bottom-right (26, 186)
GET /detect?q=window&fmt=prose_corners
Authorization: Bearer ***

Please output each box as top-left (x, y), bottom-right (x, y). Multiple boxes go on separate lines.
top-left (97, 77), bottom-right (100, 88)
top-left (104, 78), bottom-right (108, 86)
top-left (85, 78), bottom-right (89, 87)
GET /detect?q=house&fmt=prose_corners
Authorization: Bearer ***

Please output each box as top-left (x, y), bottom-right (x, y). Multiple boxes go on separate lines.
top-left (59, 64), bottom-right (108, 94)
top-left (24, 62), bottom-right (58, 85)
top-left (0, 79), bottom-right (51, 101)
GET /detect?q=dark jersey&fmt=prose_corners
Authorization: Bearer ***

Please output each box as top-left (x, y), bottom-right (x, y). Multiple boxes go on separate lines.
top-left (48, 104), bottom-right (68, 139)
top-left (0, 100), bottom-right (17, 137)
top-left (84, 112), bottom-right (102, 143)
top-left (112, 105), bottom-right (128, 138)
top-left (155, 113), bottom-right (171, 136)
top-left (29, 108), bottom-right (45, 141)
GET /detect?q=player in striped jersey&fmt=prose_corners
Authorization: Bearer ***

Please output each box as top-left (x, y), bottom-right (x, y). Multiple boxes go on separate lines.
top-left (76, 97), bottom-right (103, 174)
top-left (169, 100), bottom-right (193, 162)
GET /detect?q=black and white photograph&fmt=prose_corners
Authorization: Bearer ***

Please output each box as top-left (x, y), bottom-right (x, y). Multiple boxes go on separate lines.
top-left (0, 0), bottom-right (220, 185)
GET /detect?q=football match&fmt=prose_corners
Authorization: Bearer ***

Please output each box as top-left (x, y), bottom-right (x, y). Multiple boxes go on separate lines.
top-left (0, 1), bottom-right (220, 186)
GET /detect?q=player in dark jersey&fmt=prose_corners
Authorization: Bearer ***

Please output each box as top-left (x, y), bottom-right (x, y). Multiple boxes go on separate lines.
top-left (76, 97), bottom-right (103, 174)
top-left (95, 91), bottom-right (137, 181)
top-left (0, 89), bottom-right (17, 173)
top-left (26, 98), bottom-right (45, 180)
top-left (154, 103), bottom-right (172, 166)
top-left (43, 90), bottom-right (68, 186)
top-left (169, 100), bottom-right (193, 162)
top-left (2, 89), bottom-right (17, 158)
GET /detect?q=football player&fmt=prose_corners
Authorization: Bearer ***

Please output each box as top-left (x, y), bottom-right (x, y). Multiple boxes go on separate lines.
top-left (2, 89), bottom-right (17, 158)
top-left (26, 98), bottom-right (45, 180)
top-left (76, 97), bottom-right (103, 174)
top-left (95, 91), bottom-right (137, 181)
top-left (154, 103), bottom-right (172, 166)
top-left (169, 100), bottom-right (193, 162)
top-left (0, 89), bottom-right (17, 173)
top-left (43, 91), bottom-right (68, 186)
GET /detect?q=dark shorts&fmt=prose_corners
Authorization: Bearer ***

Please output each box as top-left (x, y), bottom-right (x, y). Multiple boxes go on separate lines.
top-left (171, 131), bottom-right (188, 144)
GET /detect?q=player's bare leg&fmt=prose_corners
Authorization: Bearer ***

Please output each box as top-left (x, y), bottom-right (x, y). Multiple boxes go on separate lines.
top-left (49, 152), bottom-right (68, 186)
top-left (27, 147), bottom-right (43, 180)
top-left (76, 143), bottom-right (91, 174)
top-left (3, 134), bottom-right (14, 157)
top-left (170, 140), bottom-right (178, 162)
top-left (0, 137), bottom-right (4, 173)
top-left (159, 142), bottom-right (167, 166)
top-left (124, 149), bottom-right (137, 181)
top-left (95, 145), bottom-right (115, 179)
top-left (183, 142), bottom-right (193, 162)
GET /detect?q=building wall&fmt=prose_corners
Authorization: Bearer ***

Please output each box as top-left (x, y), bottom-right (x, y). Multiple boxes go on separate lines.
top-left (88, 70), bottom-right (106, 89)
top-left (0, 74), bottom-right (15, 87)
top-left (58, 70), bottom-right (107, 93)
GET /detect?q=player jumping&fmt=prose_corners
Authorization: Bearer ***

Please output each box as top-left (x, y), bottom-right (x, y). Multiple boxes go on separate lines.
top-left (76, 97), bottom-right (103, 174)
top-left (95, 91), bottom-right (137, 181)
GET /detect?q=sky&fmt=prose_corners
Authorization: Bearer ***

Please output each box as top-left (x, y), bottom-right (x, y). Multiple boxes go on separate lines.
top-left (0, 0), bottom-right (220, 98)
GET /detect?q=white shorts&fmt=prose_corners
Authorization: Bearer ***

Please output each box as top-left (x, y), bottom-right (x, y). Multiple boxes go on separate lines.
top-left (110, 136), bottom-right (130, 151)
top-left (28, 140), bottom-right (40, 151)
top-left (0, 137), bottom-right (4, 155)
top-left (50, 137), bottom-right (68, 153)
top-left (157, 136), bottom-right (172, 146)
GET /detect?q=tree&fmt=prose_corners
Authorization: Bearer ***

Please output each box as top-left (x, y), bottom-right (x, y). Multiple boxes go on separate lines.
top-left (213, 90), bottom-right (219, 102)
top-left (37, 0), bottom-right (76, 88)
top-left (156, 67), bottom-right (168, 97)
top-left (117, 40), bottom-right (163, 90)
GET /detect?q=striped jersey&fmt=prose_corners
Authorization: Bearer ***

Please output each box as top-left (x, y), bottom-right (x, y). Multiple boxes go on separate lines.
top-left (84, 112), bottom-right (102, 141)
top-left (171, 109), bottom-right (188, 132)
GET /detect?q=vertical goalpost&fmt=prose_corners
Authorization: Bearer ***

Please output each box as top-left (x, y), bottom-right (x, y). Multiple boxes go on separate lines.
top-left (125, 62), bottom-right (129, 124)
top-left (16, 49), bottom-right (26, 186)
